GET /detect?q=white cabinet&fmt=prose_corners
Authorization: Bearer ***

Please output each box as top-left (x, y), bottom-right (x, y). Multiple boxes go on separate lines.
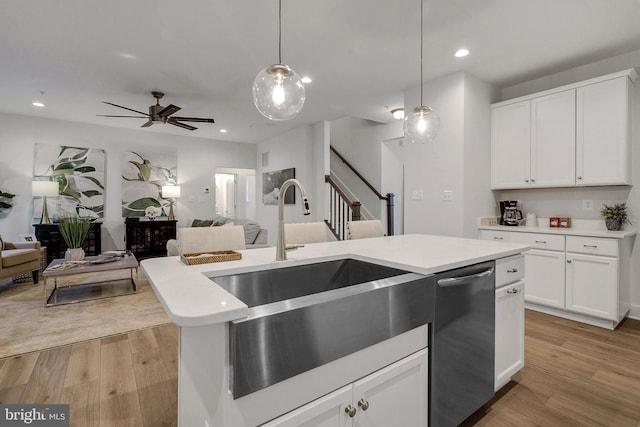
top-left (576, 76), bottom-right (632, 185)
top-left (494, 255), bottom-right (525, 391)
top-left (479, 228), bottom-right (632, 329)
top-left (491, 69), bottom-right (636, 190)
top-left (263, 349), bottom-right (428, 427)
top-left (491, 101), bottom-right (531, 189)
top-left (530, 90), bottom-right (576, 187)
top-left (524, 249), bottom-right (566, 309)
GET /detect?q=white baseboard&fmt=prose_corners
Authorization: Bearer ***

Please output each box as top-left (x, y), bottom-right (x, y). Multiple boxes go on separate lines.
top-left (628, 304), bottom-right (640, 320)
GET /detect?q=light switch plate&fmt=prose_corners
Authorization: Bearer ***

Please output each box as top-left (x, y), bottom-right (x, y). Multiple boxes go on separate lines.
top-left (443, 190), bottom-right (453, 202)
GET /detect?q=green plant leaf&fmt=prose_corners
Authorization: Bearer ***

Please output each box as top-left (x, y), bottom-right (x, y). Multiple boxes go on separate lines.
top-left (0, 201), bottom-right (12, 209)
top-left (74, 166), bottom-right (96, 173)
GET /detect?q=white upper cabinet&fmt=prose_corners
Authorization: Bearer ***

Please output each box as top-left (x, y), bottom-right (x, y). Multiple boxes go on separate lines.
top-left (531, 90), bottom-right (576, 187)
top-left (491, 101), bottom-right (531, 188)
top-left (576, 77), bottom-right (631, 185)
top-left (491, 69), bottom-right (636, 190)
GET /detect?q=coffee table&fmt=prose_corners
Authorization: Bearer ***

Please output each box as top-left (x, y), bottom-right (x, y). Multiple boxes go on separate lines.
top-left (43, 255), bottom-right (139, 307)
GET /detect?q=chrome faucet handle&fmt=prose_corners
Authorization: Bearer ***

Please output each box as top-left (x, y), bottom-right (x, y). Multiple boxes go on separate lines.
top-left (285, 244), bottom-right (305, 251)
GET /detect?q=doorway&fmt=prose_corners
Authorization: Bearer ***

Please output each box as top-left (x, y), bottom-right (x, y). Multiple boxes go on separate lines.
top-left (215, 167), bottom-right (256, 220)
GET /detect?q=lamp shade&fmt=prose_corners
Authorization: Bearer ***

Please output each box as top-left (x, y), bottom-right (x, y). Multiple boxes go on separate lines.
top-left (162, 185), bottom-right (181, 198)
top-left (32, 180), bottom-right (59, 197)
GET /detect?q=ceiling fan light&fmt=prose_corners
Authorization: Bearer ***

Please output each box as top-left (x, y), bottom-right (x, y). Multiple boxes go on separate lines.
top-left (404, 106), bottom-right (440, 144)
top-left (252, 64), bottom-right (305, 121)
top-left (391, 108), bottom-right (405, 120)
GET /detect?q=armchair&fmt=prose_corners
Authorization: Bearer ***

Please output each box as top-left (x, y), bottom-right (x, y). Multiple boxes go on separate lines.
top-left (1, 241), bottom-right (41, 284)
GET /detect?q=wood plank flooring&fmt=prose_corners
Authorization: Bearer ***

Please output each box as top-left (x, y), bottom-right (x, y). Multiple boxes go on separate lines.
top-left (1, 310), bottom-right (639, 426)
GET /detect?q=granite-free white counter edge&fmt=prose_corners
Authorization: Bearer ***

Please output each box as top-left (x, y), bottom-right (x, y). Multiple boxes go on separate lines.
top-left (477, 223), bottom-right (636, 238)
top-left (141, 233), bottom-right (529, 327)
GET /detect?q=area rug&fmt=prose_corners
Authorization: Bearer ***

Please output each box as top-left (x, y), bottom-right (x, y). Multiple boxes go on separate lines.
top-left (0, 269), bottom-right (171, 359)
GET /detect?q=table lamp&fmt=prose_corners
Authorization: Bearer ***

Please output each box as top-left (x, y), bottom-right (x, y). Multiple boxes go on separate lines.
top-left (162, 185), bottom-right (181, 221)
top-left (32, 180), bottom-right (59, 224)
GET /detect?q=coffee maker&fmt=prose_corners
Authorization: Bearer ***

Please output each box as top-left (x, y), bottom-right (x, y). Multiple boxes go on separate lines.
top-left (500, 200), bottom-right (523, 226)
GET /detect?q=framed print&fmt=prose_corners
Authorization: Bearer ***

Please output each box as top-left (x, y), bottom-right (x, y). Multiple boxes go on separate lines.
top-left (262, 168), bottom-right (295, 205)
top-left (20, 233), bottom-right (37, 243)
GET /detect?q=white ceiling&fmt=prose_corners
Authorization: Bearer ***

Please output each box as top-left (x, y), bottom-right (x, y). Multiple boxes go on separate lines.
top-left (2, 0), bottom-right (640, 143)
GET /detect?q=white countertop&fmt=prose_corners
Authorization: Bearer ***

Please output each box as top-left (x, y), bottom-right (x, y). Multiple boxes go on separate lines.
top-left (141, 233), bottom-right (528, 328)
top-left (478, 218), bottom-right (636, 239)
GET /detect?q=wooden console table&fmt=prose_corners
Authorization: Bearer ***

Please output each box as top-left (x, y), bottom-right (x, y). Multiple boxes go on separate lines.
top-left (34, 222), bottom-right (102, 265)
top-left (125, 218), bottom-right (176, 259)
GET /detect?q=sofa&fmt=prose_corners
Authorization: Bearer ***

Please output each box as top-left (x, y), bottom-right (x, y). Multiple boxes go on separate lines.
top-left (0, 240), bottom-right (41, 284)
top-left (166, 215), bottom-right (268, 256)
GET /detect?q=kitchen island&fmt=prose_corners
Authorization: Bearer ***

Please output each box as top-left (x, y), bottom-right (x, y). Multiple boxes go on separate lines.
top-left (142, 233), bottom-right (528, 426)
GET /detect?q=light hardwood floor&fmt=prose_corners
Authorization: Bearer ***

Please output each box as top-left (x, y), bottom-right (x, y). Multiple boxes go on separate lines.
top-left (1, 310), bottom-right (639, 426)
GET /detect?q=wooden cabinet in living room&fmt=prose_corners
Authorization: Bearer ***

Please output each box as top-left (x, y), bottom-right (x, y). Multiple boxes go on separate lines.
top-left (125, 218), bottom-right (176, 259)
top-left (262, 349), bottom-right (428, 427)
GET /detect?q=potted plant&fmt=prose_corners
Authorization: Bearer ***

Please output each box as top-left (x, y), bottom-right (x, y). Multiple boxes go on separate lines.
top-left (600, 203), bottom-right (630, 231)
top-left (58, 215), bottom-right (92, 260)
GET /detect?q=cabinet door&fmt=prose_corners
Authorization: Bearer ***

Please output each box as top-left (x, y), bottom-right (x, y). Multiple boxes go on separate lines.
top-left (491, 101), bottom-right (531, 189)
top-left (262, 385), bottom-right (352, 427)
top-left (530, 90), bottom-right (576, 187)
top-left (524, 249), bottom-right (566, 308)
top-left (495, 280), bottom-right (525, 391)
top-left (576, 77), bottom-right (631, 185)
top-left (566, 253), bottom-right (618, 320)
top-left (352, 349), bottom-right (428, 427)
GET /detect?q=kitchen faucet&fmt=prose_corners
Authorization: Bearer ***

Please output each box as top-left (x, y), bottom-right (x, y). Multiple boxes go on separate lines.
top-left (276, 179), bottom-right (311, 261)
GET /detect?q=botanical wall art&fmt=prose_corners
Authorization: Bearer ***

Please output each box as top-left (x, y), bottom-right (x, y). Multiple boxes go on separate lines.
top-left (0, 188), bottom-right (15, 214)
top-left (33, 143), bottom-right (106, 221)
top-left (262, 167), bottom-right (295, 205)
top-left (122, 150), bottom-right (177, 217)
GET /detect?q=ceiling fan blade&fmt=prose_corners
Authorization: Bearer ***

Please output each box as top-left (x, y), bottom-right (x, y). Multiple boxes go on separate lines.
top-left (167, 118), bottom-right (197, 131)
top-left (171, 116), bottom-right (215, 123)
top-left (97, 114), bottom-right (148, 118)
top-left (141, 120), bottom-right (154, 128)
top-left (102, 101), bottom-right (149, 116)
top-left (158, 104), bottom-right (181, 117)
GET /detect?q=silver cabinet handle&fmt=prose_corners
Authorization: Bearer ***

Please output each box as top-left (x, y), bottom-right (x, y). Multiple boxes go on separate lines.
top-left (437, 267), bottom-right (494, 287)
top-left (493, 237), bottom-right (504, 240)
top-left (345, 405), bottom-right (356, 418)
top-left (358, 399), bottom-right (369, 411)
top-left (531, 179), bottom-right (536, 182)
top-left (507, 268), bottom-right (518, 273)
top-left (584, 244), bottom-right (598, 248)
top-left (567, 260), bottom-right (572, 264)
top-left (577, 176), bottom-right (583, 180)
top-left (535, 240), bottom-right (547, 244)
top-left (507, 289), bottom-right (519, 294)
top-left (525, 179), bottom-right (530, 183)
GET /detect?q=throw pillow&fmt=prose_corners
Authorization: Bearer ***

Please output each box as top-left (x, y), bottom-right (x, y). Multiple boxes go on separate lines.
top-left (242, 222), bottom-right (262, 245)
top-left (0, 234), bottom-right (4, 251)
top-left (192, 219), bottom-right (214, 227)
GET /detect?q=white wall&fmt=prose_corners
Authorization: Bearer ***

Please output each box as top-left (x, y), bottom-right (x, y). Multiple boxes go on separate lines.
top-left (403, 72), bottom-right (495, 238)
top-left (497, 50), bottom-right (640, 318)
top-left (257, 124), bottom-right (326, 246)
top-left (0, 113), bottom-right (256, 250)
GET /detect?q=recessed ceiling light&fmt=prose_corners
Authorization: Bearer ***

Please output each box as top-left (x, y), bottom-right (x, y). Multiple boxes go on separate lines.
top-left (32, 102), bottom-right (45, 107)
top-left (301, 76), bottom-right (312, 84)
top-left (391, 108), bottom-right (404, 120)
top-left (454, 48), bottom-right (470, 58)
top-left (219, 129), bottom-right (228, 133)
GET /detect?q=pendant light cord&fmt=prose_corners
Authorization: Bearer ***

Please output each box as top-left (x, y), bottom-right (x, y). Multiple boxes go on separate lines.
top-left (278, 0), bottom-right (282, 64)
top-left (420, 0), bottom-right (424, 105)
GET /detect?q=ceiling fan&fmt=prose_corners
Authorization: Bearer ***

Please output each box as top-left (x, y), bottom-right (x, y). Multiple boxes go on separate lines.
top-left (98, 91), bottom-right (215, 131)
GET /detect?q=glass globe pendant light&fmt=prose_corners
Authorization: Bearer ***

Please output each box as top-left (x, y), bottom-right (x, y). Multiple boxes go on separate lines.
top-left (252, 0), bottom-right (305, 121)
top-left (404, 0), bottom-right (440, 143)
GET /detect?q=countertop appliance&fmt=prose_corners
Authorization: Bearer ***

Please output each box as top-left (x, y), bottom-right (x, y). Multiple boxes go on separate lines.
top-left (500, 200), bottom-right (523, 226)
top-left (431, 260), bottom-right (496, 427)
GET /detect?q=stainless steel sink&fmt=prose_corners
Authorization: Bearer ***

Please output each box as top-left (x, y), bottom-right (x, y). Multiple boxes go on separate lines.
top-left (209, 258), bottom-right (435, 398)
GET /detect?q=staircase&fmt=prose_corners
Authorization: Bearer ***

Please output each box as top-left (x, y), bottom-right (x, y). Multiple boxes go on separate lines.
top-left (325, 146), bottom-right (394, 240)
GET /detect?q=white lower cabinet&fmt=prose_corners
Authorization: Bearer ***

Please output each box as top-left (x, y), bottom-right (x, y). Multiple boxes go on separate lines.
top-left (262, 349), bottom-right (428, 427)
top-left (494, 255), bottom-right (525, 391)
top-left (523, 249), bottom-right (565, 308)
top-left (566, 253), bottom-right (618, 320)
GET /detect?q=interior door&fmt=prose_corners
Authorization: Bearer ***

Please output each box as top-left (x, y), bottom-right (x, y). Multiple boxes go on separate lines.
top-left (215, 173), bottom-right (236, 217)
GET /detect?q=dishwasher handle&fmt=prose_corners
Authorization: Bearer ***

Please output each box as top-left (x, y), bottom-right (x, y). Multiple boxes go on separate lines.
top-left (437, 267), bottom-right (494, 288)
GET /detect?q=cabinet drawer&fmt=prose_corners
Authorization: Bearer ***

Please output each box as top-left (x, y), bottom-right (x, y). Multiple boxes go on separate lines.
top-left (513, 233), bottom-right (564, 251)
top-left (495, 255), bottom-right (524, 288)
top-left (478, 230), bottom-right (512, 242)
top-left (566, 236), bottom-right (618, 257)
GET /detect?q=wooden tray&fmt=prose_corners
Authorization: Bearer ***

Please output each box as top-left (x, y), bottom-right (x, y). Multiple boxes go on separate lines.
top-left (180, 250), bottom-right (242, 265)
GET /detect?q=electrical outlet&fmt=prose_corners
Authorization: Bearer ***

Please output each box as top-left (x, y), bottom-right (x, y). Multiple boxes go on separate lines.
top-left (442, 190), bottom-right (453, 202)
top-left (412, 190), bottom-right (424, 200)
top-left (583, 199), bottom-right (593, 211)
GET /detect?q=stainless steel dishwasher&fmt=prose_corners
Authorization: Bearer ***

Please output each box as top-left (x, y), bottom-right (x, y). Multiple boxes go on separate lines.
top-left (431, 260), bottom-right (495, 427)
